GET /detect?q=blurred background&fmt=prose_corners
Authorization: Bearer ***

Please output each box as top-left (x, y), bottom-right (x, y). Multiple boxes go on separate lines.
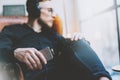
top-left (0, 0), bottom-right (120, 79)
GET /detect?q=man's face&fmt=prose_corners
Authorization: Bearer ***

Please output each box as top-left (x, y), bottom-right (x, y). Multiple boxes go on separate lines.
top-left (39, 1), bottom-right (55, 28)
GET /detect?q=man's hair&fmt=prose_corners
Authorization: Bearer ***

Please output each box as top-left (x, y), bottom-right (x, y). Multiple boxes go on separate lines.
top-left (26, 0), bottom-right (42, 20)
top-left (26, 0), bottom-right (50, 20)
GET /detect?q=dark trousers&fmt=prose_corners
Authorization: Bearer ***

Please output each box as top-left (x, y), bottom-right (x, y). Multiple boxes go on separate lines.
top-left (24, 38), bottom-right (112, 80)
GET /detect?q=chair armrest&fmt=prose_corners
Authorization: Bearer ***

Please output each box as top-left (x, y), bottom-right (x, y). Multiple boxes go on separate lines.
top-left (0, 62), bottom-right (24, 80)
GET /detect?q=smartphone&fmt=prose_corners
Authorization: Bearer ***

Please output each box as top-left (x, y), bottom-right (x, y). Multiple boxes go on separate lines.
top-left (39, 47), bottom-right (54, 61)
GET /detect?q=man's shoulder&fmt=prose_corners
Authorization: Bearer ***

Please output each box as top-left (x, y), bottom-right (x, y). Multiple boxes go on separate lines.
top-left (1, 23), bottom-right (32, 38)
top-left (1, 23), bottom-right (32, 34)
top-left (2, 24), bottom-right (24, 32)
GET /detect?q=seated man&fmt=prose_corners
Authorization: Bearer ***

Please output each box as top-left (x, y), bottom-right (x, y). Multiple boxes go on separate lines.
top-left (0, 0), bottom-right (112, 80)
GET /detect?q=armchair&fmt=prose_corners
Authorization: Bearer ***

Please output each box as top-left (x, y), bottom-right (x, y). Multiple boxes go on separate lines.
top-left (0, 15), bottom-right (63, 80)
top-left (0, 16), bottom-right (27, 80)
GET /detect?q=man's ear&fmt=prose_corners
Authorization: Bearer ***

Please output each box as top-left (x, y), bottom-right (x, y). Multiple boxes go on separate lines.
top-left (52, 15), bottom-right (63, 35)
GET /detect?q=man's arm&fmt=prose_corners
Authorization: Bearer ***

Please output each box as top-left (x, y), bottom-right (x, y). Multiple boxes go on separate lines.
top-left (0, 32), bottom-right (15, 62)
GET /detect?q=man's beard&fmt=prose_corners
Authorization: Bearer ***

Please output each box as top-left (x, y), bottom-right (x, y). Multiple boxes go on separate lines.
top-left (37, 18), bottom-right (54, 34)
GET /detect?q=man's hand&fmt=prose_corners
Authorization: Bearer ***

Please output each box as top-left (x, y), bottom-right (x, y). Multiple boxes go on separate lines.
top-left (14, 48), bottom-right (47, 70)
top-left (70, 32), bottom-right (82, 41)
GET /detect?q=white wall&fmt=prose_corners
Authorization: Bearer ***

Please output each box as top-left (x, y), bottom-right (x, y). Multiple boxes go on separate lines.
top-left (53, 0), bottom-right (80, 36)
top-left (63, 0), bottom-right (80, 35)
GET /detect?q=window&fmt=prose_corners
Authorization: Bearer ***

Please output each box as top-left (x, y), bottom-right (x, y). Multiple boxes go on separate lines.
top-left (76, 0), bottom-right (119, 68)
top-left (117, 0), bottom-right (120, 5)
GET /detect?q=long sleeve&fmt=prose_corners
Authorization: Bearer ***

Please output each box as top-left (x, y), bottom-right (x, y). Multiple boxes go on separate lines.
top-left (0, 32), bottom-right (15, 62)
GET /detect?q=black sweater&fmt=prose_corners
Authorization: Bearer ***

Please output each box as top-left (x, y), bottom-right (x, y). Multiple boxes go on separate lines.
top-left (0, 23), bottom-right (66, 62)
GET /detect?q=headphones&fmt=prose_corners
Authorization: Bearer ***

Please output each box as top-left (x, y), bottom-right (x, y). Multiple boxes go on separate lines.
top-left (26, 0), bottom-right (41, 19)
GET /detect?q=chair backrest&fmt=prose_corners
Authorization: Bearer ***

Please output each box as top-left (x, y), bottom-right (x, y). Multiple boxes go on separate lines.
top-left (52, 15), bottom-right (63, 35)
top-left (0, 16), bottom-right (63, 35)
top-left (0, 16), bottom-right (28, 32)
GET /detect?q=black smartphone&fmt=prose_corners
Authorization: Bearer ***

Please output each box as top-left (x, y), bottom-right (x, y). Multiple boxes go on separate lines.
top-left (39, 47), bottom-right (54, 61)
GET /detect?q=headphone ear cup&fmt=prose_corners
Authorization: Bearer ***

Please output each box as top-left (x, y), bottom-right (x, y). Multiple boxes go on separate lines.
top-left (36, 3), bottom-right (41, 17)
top-left (26, 0), bottom-right (40, 19)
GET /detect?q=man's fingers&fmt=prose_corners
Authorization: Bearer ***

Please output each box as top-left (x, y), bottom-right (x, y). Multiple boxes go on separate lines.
top-left (24, 57), bottom-right (34, 70)
top-left (26, 48), bottom-right (43, 70)
top-left (30, 53), bottom-right (42, 69)
top-left (71, 32), bottom-right (82, 41)
top-left (27, 54), bottom-right (39, 69)
top-left (34, 49), bottom-right (47, 64)
top-left (74, 33), bottom-right (80, 41)
top-left (14, 48), bottom-right (47, 70)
